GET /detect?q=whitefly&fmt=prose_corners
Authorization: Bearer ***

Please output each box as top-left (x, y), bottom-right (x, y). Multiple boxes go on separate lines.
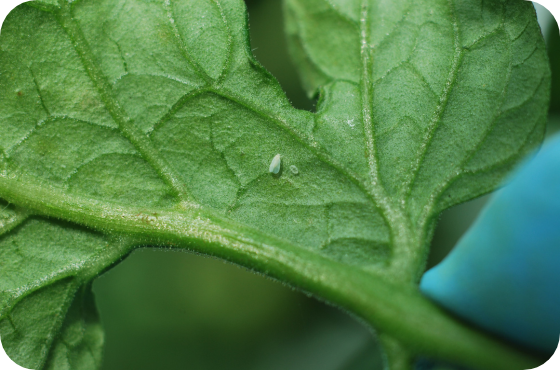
top-left (269, 154), bottom-right (281, 174)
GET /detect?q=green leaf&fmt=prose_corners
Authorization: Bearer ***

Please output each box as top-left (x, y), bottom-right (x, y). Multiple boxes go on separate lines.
top-left (0, 208), bottom-right (130, 368)
top-left (0, 0), bottom-right (549, 369)
top-left (1, 278), bottom-right (103, 370)
top-left (285, 0), bottom-right (549, 230)
top-left (547, 17), bottom-right (560, 113)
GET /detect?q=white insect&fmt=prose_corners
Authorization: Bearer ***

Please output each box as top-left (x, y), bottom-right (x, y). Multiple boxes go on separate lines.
top-left (269, 154), bottom-right (281, 174)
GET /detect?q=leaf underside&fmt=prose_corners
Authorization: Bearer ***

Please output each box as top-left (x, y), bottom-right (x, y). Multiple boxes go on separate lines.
top-left (0, 0), bottom-right (549, 369)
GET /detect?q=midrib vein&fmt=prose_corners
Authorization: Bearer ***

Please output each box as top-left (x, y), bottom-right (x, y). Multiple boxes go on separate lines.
top-left (360, 2), bottom-right (379, 190)
top-left (212, 0), bottom-right (234, 84)
top-left (37, 279), bottom-right (80, 370)
top-left (403, 0), bottom-right (463, 202)
top-left (54, 2), bottom-right (192, 205)
top-left (357, 2), bottom-right (423, 281)
top-left (358, 2), bottom-right (397, 227)
top-left (418, 32), bottom-right (516, 231)
top-left (163, 0), bottom-right (212, 84)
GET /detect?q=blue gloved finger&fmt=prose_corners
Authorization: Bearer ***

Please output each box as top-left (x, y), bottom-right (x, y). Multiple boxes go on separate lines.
top-left (420, 133), bottom-right (560, 354)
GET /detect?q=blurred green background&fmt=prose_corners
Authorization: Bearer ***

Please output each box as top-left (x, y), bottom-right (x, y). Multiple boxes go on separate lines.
top-left (93, 2), bottom-right (560, 369)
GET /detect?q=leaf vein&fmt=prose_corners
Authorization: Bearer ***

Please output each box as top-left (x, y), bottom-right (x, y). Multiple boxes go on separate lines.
top-left (0, 208), bottom-right (30, 237)
top-left (403, 0), bottom-right (463, 201)
top-left (213, 0), bottom-right (234, 84)
top-left (358, 1), bottom-right (396, 234)
top-left (29, 68), bottom-right (51, 116)
top-left (429, 112), bottom-right (543, 216)
top-left (4, 116), bottom-right (119, 158)
top-left (55, 2), bottom-right (194, 205)
top-left (420, 86), bottom-right (547, 228)
top-left (148, 88), bottom-right (208, 135)
top-left (163, 0), bottom-right (213, 84)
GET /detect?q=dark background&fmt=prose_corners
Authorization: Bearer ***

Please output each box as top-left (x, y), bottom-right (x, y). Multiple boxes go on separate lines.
top-left (93, 2), bottom-right (560, 369)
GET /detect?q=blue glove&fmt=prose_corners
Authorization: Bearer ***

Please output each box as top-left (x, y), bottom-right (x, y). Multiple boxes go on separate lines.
top-left (420, 133), bottom-right (560, 354)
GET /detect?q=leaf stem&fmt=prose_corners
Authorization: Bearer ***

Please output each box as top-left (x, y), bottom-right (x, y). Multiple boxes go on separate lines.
top-left (378, 334), bottom-right (413, 370)
top-left (0, 172), bottom-right (545, 370)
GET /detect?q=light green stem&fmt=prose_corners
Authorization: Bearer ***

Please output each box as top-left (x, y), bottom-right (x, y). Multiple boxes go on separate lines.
top-left (0, 173), bottom-right (544, 370)
top-left (379, 334), bottom-right (413, 370)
